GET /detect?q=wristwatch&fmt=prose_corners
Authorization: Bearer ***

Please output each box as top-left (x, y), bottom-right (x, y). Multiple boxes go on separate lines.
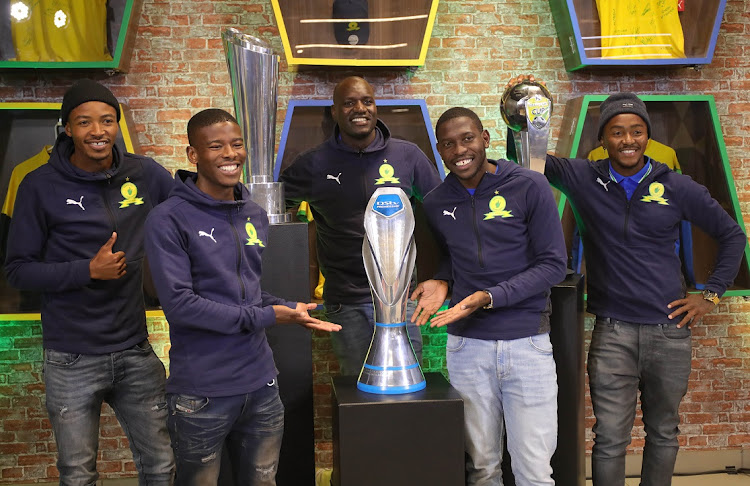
top-left (702, 289), bottom-right (720, 305)
top-left (482, 290), bottom-right (493, 310)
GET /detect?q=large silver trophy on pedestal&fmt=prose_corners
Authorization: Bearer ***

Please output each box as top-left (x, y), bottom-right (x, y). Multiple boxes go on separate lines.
top-left (357, 188), bottom-right (426, 394)
top-left (222, 28), bottom-right (291, 223)
top-left (501, 80), bottom-right (553, 174)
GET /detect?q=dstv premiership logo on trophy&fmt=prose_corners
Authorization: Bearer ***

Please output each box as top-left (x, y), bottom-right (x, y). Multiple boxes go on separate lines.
top-left (357, 187), bottom-right (426, 394)
top-left (501, 80), bottom-right (553, 173)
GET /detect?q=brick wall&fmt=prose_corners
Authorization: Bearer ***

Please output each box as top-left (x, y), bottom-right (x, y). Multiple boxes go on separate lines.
top-left (1, 0), bottom-right (749, 481)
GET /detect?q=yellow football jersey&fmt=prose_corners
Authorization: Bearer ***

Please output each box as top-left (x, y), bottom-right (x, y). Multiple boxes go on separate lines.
top-left (595, 0), bottom-right (685, 59)
top-left (2, 146), bottom-right (52, 218)
top-left (10, 0), bottom-right (111, 62)
top-left (588, 139), bottom-right (681, 172)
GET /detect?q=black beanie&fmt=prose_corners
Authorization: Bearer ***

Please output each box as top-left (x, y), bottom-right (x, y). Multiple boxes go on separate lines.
top-left (332, 0), bottom-right (369, 46)
top-left (61, 79), bottom-right (121, 124)
top-left (597, 93), bottom-right (651, 140)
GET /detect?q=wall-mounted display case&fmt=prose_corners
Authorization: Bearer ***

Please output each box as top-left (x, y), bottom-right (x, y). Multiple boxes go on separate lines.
top-left (270, 0), bottom-right (439, 66)
top-left (0, 0), bottom-right (143, 71)
top-left (555, 94), bottom-right (750, 296)
top-left (548, 0), bottom-right (726, 71)
top-left (275, 98), bottom-right (445, 291)
top-left (0, 102), bottom-right (139, 317)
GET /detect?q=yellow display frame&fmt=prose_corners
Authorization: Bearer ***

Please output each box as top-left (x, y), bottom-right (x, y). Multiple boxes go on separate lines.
top-left (271, 0), bottom-right (439, 66)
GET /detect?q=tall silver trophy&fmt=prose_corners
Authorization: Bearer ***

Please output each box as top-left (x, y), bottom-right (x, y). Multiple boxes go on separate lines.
top-left (357, 188), bottom-right (426, 394)
top-left (222, 28), bottom-right (291, 223)
top-left (500, 80), bottom-right (553, 174)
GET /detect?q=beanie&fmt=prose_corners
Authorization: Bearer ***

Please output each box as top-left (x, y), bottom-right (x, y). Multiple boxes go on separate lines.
top-left (597, 93), bottom-right (651, 140)
top-left (61, 79), bottom-right (121, 124)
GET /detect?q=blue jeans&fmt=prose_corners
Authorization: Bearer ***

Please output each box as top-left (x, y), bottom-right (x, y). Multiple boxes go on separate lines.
top-left (324, 300), bottom-right (423, 376)
top-left (447, 333), bottom-right (558, 486)
top-left (588, 318), bottom-right (692, 486)
top-left (43, 341), bottom-right (174, 486)
top-left (167, 380), bottom-right (284, 486)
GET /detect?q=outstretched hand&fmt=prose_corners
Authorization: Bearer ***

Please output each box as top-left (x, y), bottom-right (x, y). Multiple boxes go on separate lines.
top-left (273, 303), bottom-right (342, 332)
top-left (667, 293), bottom-right (716, 329)
top-left (410, 279), bottom-right (449, 326)
top-left (428, 290), bottom-right (490, 328)
top-left (90, 232), bottom-right (127, 280)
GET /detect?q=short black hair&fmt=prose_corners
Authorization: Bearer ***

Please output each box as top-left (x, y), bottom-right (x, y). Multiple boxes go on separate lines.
top-left (435, 107), bottom-right (484, 139)
top-left (187, 109), bottom-right (239, 146)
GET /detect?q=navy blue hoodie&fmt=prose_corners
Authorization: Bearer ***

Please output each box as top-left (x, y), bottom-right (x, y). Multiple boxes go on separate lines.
top-left (280, 120), bottom-right (442, 304)
top-left (423, 159), bottom-right (567, 340)
top-left (545, 155), bottom-right (746, 324)
top-left (4, 133), bottom-right (173, 353)
top-left (144, 171), bottom-right (295, 396)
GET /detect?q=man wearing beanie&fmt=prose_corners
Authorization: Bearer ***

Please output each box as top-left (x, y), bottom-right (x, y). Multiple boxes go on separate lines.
top-left (514, 78), bottom-right (747, 485)
top-left (5, 79), bottom-right (175, 484)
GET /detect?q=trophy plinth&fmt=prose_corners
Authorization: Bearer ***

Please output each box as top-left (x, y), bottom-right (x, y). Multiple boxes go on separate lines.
top-left (501, 80), bottom-right (553, 173)
top-left (357, 188), bottom-right (426, 394)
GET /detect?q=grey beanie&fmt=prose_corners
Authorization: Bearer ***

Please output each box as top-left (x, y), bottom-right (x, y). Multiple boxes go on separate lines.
top-left (61, 79), bottom-right (121, 124)
top-left (597, 93), bottom-right (651, 140)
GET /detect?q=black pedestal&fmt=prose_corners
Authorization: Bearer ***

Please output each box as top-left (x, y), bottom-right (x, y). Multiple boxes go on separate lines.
top-left (501, 273), bottom-right (586, 486)
top-left (331, 372), bottom-right (464, 486)
top-left (218, 221), bottom-right (314, 486)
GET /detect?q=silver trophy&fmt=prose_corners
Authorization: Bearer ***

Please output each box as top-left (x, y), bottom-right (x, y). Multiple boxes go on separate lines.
top-left (500, 80), bottom-right (553, 174)
top-left (357, 188), bottom-right (426, 394)
top-left (222, 28), bottom-right (291, 223)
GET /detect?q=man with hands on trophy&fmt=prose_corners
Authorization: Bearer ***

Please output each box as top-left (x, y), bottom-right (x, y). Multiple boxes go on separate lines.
top-left (508, 75), bottom-right (746, 486)
top-left (144, 109), bottom-right (341, 486)
top-left (280, 76), bottom-right (441, 376)
top-left (4, 79), bottom-right (176, 485)
top-left (411, 106), bottom-right (568, 486)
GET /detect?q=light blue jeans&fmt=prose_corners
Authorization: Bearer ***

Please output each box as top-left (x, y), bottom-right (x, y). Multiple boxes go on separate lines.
top-left (324, 300), bottom-right (422, 376)
top-left (43, 341), bottom-right (174, 486)
top-left (447, 333), bottom-right (558, 486)
top-left (167, 380), bottom-right (284, 486)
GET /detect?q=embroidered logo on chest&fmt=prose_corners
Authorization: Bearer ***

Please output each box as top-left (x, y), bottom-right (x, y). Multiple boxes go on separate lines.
top-left (119, 178), bottom-right (144, 208)
top-left (484, 192), bottom-right (513, 220)
top-left (245, 219), bottom-right (265, 247)
top-left (641, 182), bottom-right (669, 205)
top-left (374, 159), bottom-right (399, 185)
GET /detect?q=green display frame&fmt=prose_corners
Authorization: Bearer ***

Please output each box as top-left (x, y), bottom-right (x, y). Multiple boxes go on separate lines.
top-left (554, 94), bottom-right (750, 297)
top-left (0, 0), bottom-right (142, 71)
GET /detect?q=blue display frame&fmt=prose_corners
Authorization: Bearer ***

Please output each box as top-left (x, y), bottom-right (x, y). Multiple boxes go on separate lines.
top-left (274, 98), bottom-right (445, 181)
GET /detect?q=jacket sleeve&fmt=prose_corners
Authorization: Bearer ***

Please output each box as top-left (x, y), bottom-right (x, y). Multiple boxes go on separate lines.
top-left (279, 154), bottom-right (313, 209)
top-left (544, 154), bottom-right (581, 194)
top-left (4, 178), bottom-right (92, 292)
top-left (411, 151), bottom-right (442, 202)
top-left (486, 175), bottom-right (568, 308)
top-left (260, 291), bottom-right (295, 308)
top-left (144, 211), bottom-right (277, 335)
top-left (678, 179), bottom-right (746, 296)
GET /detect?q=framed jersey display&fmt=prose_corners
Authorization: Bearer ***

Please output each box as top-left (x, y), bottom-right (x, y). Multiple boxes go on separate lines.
top-left (554, 94), bottom-right (750, 297)
top-left (0, 0), bottom-right (143, 71)
top-left (548, 0), bottom-right (726, 71)
top-left (0, 102), bottom-right (139, 316)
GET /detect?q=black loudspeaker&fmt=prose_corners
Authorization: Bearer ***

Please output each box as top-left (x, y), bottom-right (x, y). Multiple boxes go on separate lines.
top-left (331, 372), bottom-right (465, 486)
top-left (501, 272), bottom-right (586, 486)
top-left (219, 222), bottom-right (314, 486)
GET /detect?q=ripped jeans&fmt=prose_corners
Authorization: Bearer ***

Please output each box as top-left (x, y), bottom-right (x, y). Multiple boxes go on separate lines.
top-left (167, 380), bottom-right (284, 486)
top-left (43, 341), bottom-right (174, 486)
